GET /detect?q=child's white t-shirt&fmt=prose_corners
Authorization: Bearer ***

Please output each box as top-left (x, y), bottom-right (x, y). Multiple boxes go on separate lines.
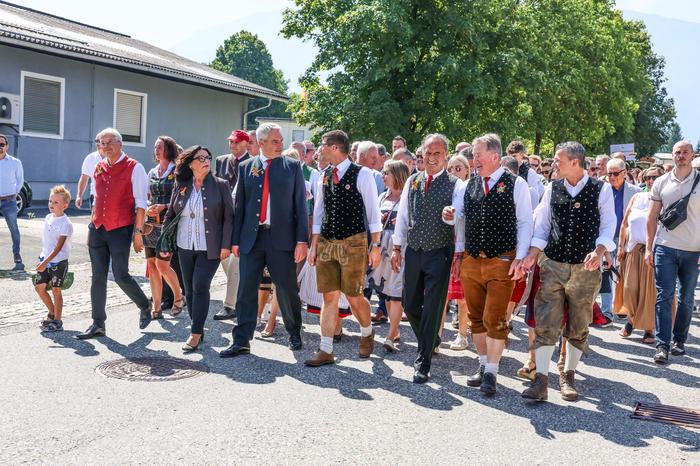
top-left (40, 213), bottom-right (73, 264)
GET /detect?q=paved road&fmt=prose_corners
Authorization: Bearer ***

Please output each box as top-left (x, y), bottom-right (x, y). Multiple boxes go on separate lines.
top-left (1, 215), bottom-right (699, 464)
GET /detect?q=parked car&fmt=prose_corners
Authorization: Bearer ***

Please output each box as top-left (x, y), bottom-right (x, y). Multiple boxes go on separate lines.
top-left (16, 181), bottom-right (32, 216)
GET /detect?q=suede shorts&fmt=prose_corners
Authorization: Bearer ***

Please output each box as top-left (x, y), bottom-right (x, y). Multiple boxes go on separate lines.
top-left (316, 232), bottom-right (368, 297)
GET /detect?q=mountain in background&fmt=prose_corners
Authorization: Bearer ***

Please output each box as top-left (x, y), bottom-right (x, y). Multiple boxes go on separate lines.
top-left (171, 9), bottom-right (699, 147)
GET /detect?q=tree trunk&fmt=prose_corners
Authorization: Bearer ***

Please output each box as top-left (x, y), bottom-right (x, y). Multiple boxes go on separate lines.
top-left (534, 131), bottom-right (543, 155)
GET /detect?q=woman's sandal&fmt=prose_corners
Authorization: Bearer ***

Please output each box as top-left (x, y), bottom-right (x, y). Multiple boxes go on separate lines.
top-left (152, 309), bottom-right (164, 320)
top-left (517, 359), bottom-right (537, 380)
top-left (641, 332), bottom-right (655, 344)
top-left (619, 322), bottom-right (634, 338)
top-left (171, 297), bottom-right (186, 317)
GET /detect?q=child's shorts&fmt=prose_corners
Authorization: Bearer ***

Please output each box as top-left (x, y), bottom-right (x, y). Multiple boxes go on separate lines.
top-left (36, 260), bottom-right (69, 288)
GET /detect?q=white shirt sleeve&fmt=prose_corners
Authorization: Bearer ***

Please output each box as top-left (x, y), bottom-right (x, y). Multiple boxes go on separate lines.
top-left (513, 177), bottom-right (534, 260)
top-left (527, 168), bottom-right (544, 202)
top-left (15, 158), bottom-right (24, 195)
top-left (450, 180), bottom-right (467, 252)
top-left (596, 182), bottom-right (617, 252)
top-left (60, 217), bottom-right (74, 237)
top-left (81, 155), bottom-right (93, 176)
top-left (531, 183), bottom-right (553, 251)
top-left (309, 169), bottom-right (320, 199)
top-left (311, 173), bottom-right (325, 234)
top-left (358, 168), bottom-right (382, 233)
top-left (131, 163), bottom-right (149, 210)
top-left (391, 174), bottom-right (413, 246)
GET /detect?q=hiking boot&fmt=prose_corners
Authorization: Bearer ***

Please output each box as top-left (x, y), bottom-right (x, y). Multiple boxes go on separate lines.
top-left (522, 373), bottom-right (548, 401)
top-left (559, 370), bottom-right (579, 401)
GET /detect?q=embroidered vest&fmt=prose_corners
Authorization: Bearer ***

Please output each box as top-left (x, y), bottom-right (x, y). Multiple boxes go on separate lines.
top-left (321, 164), bottom-right (366, 240)
top-left (92, 156), bottom-right (137, 231)
top-left (406, 171), bottom-right (457, 252)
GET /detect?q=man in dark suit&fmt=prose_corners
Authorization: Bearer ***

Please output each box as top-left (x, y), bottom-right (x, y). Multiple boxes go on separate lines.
top-left (212, 130), bottom-right (251, 320)
top-left (220, 123), bottom-right (309, 357)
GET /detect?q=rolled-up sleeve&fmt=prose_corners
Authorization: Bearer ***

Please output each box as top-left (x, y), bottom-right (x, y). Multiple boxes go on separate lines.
top-left (358, 168), bottom-right (381, 233)
top-left (131, 163), bottom-right (149, 210)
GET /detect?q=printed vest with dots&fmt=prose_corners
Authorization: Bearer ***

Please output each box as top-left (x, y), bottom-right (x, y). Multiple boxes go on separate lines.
top-left (463, 172), bottom-right (517, 258)
top-left (544, 177), bottom-right (602, 264)
top-left (407, 171), bottom-right (457, 252)
top-left (321, 163), bottom-right (366, 240)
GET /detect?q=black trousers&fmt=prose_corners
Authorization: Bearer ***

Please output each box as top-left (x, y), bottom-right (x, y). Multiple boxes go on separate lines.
top-left (403, 245), bottom-right (453, 373)
top-left (232, 228), bottom-right (302, 346)
top-left (178, 248), bottom-right (219, 334)
top-left (88, 224), bottom-right (150, 327)
top-left (161, 251), bottom-right (184, 308)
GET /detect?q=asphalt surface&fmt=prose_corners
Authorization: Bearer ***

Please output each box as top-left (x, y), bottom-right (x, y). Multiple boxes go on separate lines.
top-left (1, 212), bottom-right (699, 464)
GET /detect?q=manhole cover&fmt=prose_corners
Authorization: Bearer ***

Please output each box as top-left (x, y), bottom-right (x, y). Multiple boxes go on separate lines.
top-left (96, 357), bottom-right (209, 382)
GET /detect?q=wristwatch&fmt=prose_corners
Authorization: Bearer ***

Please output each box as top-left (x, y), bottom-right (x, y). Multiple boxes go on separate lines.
top-left (134, 227), bottom-right (144, 235)
top-left (371, 242), bottom-right (381, 249)
top-left (393, 245), bottom-right (402, 252)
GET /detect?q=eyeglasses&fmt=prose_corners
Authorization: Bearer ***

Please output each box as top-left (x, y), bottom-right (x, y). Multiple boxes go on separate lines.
top-left (447, 166), bottom-right (464, 173)
top-left (607, 170), bottom-right (626, 177)
top-left (97, 140), bottom-right (117, 146)
top-left (0, 143), bottom-right (7, 148)
top-left (644, 175), bottom-right (659, 181)
top-left (194, 155), bottom-right (212, 163)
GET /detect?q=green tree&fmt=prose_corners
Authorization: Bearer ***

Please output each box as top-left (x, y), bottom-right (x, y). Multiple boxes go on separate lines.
top-left (695, 139), bottom-right (700, 153)
top-left (660, 122), bottom-right (683, 152)
top-left (211, 31), bottom-right (290, 128)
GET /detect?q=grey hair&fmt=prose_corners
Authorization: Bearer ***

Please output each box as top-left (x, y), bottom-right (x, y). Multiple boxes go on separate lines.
top-left (422, 133), bottom-right (450, 152)
top-left (556, 141), bottom-right (586, 166)
top-left (500, 155), bottom-right (519, 175)
top-left (97, 127), bottom-right (122, 143)
top-left (606, 158), bottom-right (626, 172)
top-left (256, 122), bottom-right (282, 142)
top-left (472, 133), bottom-right (502, 157)
top-left (595, 154), bottom-right (609, 162)
top-left (376, 143), bottom-right (387, 157)
top-left (356, 140), bottom-right (377, 159)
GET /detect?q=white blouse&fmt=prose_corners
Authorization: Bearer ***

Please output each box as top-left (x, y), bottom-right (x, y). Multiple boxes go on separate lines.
top-left (177, 186), bottom-right (207, 251)
top-left (625, 193), bottom-right (650, 252)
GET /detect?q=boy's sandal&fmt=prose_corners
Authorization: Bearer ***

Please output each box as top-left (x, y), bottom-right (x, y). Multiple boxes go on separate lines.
top-left (171, 297), bottom-right (186, 317)
top-left (41, 320), bottom-right (63, 332)
top-left (517, 359), bottom-right (536, 379)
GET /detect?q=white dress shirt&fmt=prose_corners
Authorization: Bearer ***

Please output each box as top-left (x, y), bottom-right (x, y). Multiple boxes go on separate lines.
top-left (525, 167), bottom-right (545, 207)
top-left (312, 158), bottom-right (382, 234)
top-left (177, 186), bottom-right (207, 251)
top-left (80, 151), bottom-right (102, 197)
top-left (103, 152), bottom-right (149, 210)
top-left (308, 166), bottom-right (321, 200)
top-left (258, 154), bottom-right (273, 226)
top-left (393, 169), bottom-right (462, 246)
top-left (448, 167), bottom-right (533, 259)
top-left (0, 154), bottom-right (24, 197)
top-left (531, 173), bottom-right (616, 253)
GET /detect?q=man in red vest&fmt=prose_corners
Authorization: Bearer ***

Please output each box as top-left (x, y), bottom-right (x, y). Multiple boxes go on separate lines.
top-left (77, 128), bottom-right (152, 339)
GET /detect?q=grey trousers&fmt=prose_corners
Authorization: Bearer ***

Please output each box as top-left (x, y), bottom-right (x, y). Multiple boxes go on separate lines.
top-left (534, 255), bottom-right (601, 353)
top-left (220, 254), bottom-right (240, 309)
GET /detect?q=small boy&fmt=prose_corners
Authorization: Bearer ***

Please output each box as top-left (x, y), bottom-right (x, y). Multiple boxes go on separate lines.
top-left (36, 185), bottom-right (73, 332)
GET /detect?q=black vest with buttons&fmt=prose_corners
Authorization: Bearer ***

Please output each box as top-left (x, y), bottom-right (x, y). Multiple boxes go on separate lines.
top-left (464, 172), bottom-right (517, 258)
top-left (321, 163), bottom-right (366, 240)
top-left (544, 177), bottom-right (602, 264)
top-left (407, 171), bottom-right (457, 252)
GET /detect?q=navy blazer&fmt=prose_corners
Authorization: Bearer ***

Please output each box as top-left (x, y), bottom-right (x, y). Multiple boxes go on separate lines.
top-left (163, 173), bottom-right (234, 260)
top-left (233, 155), bottom-right (309, 254)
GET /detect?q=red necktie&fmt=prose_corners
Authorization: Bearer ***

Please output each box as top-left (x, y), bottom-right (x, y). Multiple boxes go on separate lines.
top-left (332, 167), bottom-right (339, 185)
top-left (483, 176), bottom-right (490, 195)
top-left (425, 175), bottom-right (433, 193)
top-left (260, 161), bottom-right (270, 223)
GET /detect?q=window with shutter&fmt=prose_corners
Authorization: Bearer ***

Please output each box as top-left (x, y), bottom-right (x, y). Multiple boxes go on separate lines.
top-left (20, 71), bottom-right (65, 138)
top-left (114, 89), bottom-right (147, 144)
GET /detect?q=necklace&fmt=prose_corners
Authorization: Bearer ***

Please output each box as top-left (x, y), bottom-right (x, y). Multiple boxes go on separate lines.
top-left (188, 187), bottom-right (201, 219)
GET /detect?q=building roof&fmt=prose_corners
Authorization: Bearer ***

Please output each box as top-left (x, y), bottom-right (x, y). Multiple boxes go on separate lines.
top-left (0, 1), bottom-right (288, 101)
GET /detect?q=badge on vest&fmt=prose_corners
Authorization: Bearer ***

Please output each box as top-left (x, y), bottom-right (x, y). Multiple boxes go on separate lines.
top-left (496, 182), bottom-right (506, 194)
top-left (574, 202), bottom-right (581, 209)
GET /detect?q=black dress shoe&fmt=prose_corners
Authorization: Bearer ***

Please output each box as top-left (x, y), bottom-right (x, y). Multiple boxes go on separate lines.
top-left (219, 343), bottom-right (250, 358)
top-left (76, 324), bottom-right (106, 340)
top-left (467, 365), bottom-right (485, 387)
top-left (413, 369), bottom-right (429, 384)
top-left (671, 341), bottom-right (685, 356)
top-left (213, 306), bottom-right (236, 321)
top-left (139, 307), bottom-right (152, 330)
top-left (480, 372), bottom-right (497, 396)
top-left (289, 335), bottom-right (303, 351)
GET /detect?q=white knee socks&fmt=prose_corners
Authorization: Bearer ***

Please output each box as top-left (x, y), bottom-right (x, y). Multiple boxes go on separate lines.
top-left (564, 342), bottom-right (583, 373)
top-left (535, 345), bottom-right (556, 375)
top-left (320, 336), bottom-right (333, 354)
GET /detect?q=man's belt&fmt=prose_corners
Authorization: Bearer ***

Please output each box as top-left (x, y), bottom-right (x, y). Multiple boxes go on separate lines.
top-left (477, 251), bottom-right (515, 260)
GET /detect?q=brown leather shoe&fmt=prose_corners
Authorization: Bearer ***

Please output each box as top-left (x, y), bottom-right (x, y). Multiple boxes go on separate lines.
top-left (559, 370), bottom-right (579, 401)
top-left (358, 329), bottom-right (375, 358)
top-left (304, 350), bottom-right (335, 367)
top-left (521, 373), bottom-right (548, 401)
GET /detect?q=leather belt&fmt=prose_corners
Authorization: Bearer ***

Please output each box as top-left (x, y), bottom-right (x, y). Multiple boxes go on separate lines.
top-left (477, 251), bottom-right (515, 260)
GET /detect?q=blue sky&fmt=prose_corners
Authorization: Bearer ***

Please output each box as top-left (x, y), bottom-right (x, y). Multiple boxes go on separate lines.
top-left (8, 0), bottom-right (699, 148)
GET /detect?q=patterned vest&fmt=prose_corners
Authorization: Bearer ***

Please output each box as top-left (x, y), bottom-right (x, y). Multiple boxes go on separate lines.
top-left (464, 172), bottom-right (517, 258)
top-left (544, 177), bottom-right (602, 264)
top-left (407, 171), bottom-right (457, 252)
top-left (92, 156), bottom-right (137, 231)
top-left (321, 164), bottom-right (366, 240)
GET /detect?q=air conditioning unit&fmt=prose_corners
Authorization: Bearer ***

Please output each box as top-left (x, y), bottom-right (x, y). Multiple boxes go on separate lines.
top-left (0, 93), bottom-right (20, 125)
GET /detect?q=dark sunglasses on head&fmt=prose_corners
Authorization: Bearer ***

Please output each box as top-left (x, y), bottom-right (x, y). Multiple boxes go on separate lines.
top-left (607, 170), bottom-right (625, 177)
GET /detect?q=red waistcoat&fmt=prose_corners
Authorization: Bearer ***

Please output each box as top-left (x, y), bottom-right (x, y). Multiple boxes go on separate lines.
top-left (92, 155), bottom-right (137, 231)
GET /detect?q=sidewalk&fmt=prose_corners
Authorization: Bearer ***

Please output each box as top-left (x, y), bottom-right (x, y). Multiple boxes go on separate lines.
top-left (0, 283), bottom-right (698, 464)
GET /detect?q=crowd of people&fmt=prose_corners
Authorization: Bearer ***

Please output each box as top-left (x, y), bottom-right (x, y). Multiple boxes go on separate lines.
top-left (1, 125), bottom-right (699, 403)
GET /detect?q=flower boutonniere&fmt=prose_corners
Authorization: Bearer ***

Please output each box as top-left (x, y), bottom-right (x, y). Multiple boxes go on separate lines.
top-left (411, 176), bottom-right (421, 192)
top-left (167, 173), bottom-right (174, 181)
top-left (323, 172), bottom-right (331, 187)
top-left (250, 158), bottom-right (263, 177)
top-left (94, 164), bottom-right (105, 177)
top-left (496, 181), bottom-right (506, 194)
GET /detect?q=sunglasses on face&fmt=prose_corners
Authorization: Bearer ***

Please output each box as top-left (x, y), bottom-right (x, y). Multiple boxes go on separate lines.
top-left (447, 166), bottom-right (464, 172)
top-left (607, 170), bottom-right (625, 177)
top-left (0, 143), bottom-right (7, 148)
top-left (644, 175), bottom-right (659, 181)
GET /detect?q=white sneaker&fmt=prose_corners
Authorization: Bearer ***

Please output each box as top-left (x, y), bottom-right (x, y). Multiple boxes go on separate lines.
top-left (382, 337), bottom-right (397, 352)
top-left (449, 335), bottom-right (468, 351)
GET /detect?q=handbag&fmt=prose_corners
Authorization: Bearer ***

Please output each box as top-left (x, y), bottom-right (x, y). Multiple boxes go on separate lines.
top-left (142, 212), bottom-right (162, 248)
top-left (658, 172), bottom-right (700, 230)
top-left (155, 211), bottom-right (181, 258)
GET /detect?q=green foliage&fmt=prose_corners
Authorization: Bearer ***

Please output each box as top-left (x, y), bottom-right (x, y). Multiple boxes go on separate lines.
top-left (211, 30), bottom-right (290, 127)
top-left (660, 122), bottom-right (683, 152)
top-left (282, 0), bottom-right (676, 155)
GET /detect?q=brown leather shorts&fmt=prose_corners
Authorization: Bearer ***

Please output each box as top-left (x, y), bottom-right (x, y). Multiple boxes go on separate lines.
top-left (316, 232), bottom-right (368, 297)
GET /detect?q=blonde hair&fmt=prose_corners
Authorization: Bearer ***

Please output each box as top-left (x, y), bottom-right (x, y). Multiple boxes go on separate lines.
top-left (383, 159), bottom-right (410, 191)
top-left (283, 148), bottom-right (300, 160)
top-left (50, 185), bottom-right (71, 204)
